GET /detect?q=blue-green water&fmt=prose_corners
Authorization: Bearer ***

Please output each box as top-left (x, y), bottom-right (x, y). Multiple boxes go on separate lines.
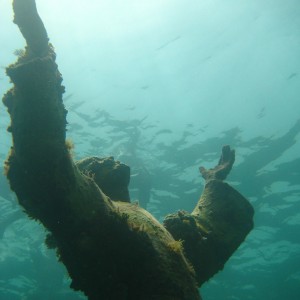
top-left (0, 0), bottom-right (299, 299)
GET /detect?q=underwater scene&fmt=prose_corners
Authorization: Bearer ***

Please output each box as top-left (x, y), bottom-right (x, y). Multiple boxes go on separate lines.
top-left (0, 0), bottom-right (299, 299)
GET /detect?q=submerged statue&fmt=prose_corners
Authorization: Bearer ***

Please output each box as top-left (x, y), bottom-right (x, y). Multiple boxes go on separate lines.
top-left (2, 1), bottom-right (254, 299)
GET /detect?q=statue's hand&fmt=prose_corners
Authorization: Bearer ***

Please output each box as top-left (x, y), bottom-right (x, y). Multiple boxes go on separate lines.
top-left (199, 145), bottom-right (235, 181)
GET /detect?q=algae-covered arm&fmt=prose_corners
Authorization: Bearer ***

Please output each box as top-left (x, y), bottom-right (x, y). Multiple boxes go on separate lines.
top-left (2, 1), bottom-right (125, 297)
top-left (2, 0), bottom-right (116, 248)
top-left (164, 145), bottom-right (254, 286)
top-left (2, 0), bottom-right (75, 225)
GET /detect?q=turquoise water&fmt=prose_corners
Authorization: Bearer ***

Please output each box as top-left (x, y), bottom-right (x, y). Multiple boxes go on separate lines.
top-left (0, 0), bottom-right (299, 299)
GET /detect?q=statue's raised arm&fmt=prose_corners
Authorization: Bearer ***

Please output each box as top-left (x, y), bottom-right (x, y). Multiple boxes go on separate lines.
top-left (3, 1), bottom-right (254, 300)
top-left (3, 0), bottom-right (70, 222)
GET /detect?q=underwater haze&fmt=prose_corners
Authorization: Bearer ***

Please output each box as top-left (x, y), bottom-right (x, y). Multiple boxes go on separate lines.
top-left (1, 0), bottom-right (300, 299)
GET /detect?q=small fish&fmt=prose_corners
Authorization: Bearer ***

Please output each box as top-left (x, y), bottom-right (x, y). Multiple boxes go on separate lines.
top-left (257, 107), bottom-right (266, 119)
top-left (63, 93), bottom-right (74, 101)
top-left (156, 36), bottom-right (181, 51)
top-left (287, 72), bottom-right (297, 80)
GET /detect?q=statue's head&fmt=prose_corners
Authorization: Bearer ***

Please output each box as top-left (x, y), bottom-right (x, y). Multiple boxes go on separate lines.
top-left (76, 156), bottom-right (130, 202)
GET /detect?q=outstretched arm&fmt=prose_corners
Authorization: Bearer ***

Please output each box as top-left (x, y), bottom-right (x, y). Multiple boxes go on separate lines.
top-left (3, 0), bottom-right (71, 223)
top-left (2, 1), bottom-right (125, 297)
top-left (164, 146), bottom-right (254, 286)
top-left (2, 0), bottom-right (77, 230)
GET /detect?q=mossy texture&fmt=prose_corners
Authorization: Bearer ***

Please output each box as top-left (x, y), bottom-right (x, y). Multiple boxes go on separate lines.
top-left (164, 180), bottom-right (254, 286)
